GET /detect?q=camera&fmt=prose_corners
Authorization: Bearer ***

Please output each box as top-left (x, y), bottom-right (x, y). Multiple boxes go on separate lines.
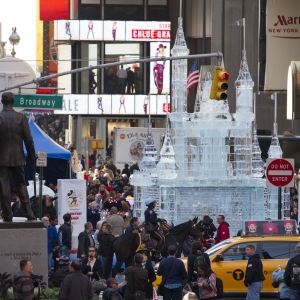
top-left (33, 278), bottom-right (41, 287)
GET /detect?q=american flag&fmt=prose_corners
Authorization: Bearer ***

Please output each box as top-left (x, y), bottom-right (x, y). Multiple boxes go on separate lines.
top-left (187, 59), bottom-right (200, 93)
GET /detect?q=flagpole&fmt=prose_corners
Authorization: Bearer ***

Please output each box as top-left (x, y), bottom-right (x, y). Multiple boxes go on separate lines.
top-left (274, 92), bottom-right (277, 124)
top-left (179, 0), bottom-right (182, 18)
top-left (243, 18), bottom-right (246, 51)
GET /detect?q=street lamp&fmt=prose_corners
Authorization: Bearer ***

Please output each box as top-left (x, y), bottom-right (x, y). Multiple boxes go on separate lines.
top-left (9, 27), bottom-right (20, 57)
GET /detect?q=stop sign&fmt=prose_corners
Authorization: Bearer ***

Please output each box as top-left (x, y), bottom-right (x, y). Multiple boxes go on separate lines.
top-left (266, 158), bottom-right (294, 188)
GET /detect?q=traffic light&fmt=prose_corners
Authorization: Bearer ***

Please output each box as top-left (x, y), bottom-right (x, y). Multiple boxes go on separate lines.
top-left (209, 66), bottom-right (229, 100)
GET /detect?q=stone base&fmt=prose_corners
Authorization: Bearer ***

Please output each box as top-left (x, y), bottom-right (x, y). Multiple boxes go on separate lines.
top-left (0, 221), bottom-right (47, 283)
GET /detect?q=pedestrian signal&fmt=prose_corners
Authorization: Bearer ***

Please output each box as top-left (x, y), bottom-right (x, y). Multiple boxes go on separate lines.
top-left (209, 66), bottom-right (229, 100)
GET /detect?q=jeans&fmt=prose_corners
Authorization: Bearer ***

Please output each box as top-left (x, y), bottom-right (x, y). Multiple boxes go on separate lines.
top-left (48, 252), bottom-right (53, 273)
top-left (163, 286), bottom-right (182, 300)
top-left (246, 281), bottom-right (263, 300)
top-left (289, 288), bottom-right (300, 300)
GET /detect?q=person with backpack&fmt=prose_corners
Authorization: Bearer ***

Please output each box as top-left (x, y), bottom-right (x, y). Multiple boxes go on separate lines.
top-left (284, 242), bottom-right (300, 299)
top-left (195, 263), bottom-right (217, 300)
top-left (244, 244), bottom-right (265, 300)
top-left (187, 241), bottom-right (210, 298)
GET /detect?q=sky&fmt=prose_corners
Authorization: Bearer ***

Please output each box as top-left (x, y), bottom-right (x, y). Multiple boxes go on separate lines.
top-left (0, 0), bottom-right (38, 74)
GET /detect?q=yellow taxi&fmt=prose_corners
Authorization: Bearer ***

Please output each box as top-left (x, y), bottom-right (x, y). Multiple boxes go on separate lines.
top-left (153, 220), bottom-right (300, 295)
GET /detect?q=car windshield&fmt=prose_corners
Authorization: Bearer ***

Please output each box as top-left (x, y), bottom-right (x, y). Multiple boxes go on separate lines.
top-left (205, 240), bottom-right (232, 256)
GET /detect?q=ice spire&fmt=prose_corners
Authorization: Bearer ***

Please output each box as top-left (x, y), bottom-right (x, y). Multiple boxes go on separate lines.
top-left (235, 50), bottom-right (254, 120)
top-left (171, 16), bottom-right (189, 113)
top-left (157, 95), bottom-right (178, 179)
top-left (268, 93), bottom-right (283, 158)
top-left (252, 94), bottom-right (265, 178)
top-left (138, 95), bottom-right (158, 176)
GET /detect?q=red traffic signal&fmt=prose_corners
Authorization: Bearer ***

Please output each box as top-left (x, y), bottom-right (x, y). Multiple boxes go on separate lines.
top-left (210, 67), bottom-right (229, 100)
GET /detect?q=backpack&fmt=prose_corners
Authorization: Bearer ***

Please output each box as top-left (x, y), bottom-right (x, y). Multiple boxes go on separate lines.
top-left (291, 261), bottom-right (300, 285)
top-left (193, 252), bottom-right (205, 270)
top-left (216, 277), bottom-right (224, 299)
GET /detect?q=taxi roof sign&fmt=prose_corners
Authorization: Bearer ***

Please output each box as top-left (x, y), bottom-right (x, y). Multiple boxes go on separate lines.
top-left (243, 220), bottom-right (298, 236)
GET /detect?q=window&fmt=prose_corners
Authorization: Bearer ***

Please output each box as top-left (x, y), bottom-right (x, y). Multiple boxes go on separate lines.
top-left (261, 242), bottom-right (290, 259)
top-left (221, 243), bottom-right (257, 262)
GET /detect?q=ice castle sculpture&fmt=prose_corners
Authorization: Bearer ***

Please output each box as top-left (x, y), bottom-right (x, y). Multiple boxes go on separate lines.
top-left (131, 17), bottom-right (283, 235)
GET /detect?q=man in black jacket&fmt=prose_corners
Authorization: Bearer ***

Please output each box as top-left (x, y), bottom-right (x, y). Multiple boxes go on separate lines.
top-left (123, 253), bottom-right (148, 300)
top-left (59, 213), bottom-right (72, 256)
top-left (284, 242), bottom-right (300, 299)
top-left (244, 244), bottom-right (265, 300)
top-left (77, 222), bottom-right (94, 259)
top-left (98, 223), bottom-right (116, 279)
top-left (58, 260), bottom-right (93, 300)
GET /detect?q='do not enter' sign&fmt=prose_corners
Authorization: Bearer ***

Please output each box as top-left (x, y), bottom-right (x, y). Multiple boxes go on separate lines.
top-left (266, 158), bottom-right (294, 188)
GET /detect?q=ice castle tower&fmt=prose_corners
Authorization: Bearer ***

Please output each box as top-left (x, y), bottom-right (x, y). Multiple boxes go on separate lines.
top-left (131, 19), bottom-right (282, 235)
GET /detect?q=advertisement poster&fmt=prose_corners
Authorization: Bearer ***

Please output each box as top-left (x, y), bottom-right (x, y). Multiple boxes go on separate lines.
top-left (134, 95), bottom-right (157, 115)
top-left (126, 21), bottom-right (171, 41)
top-left (244, 220), bottom-right (297, 236)
top-left (149, 42), bottom-right (170, 94)
top-left (157, 94), bottom-right (171, 114)
top-left (113, 127), bottom-right (165, 170)
top-left (88, 94), bottom-right (112, 114)
top-left (111, 94), bottom-right (134, 114)
top-left (57, 179), bottom-right (87, 235)
top-left (54, 20), bottom-right (80, 40)
top-left (103, 20), bottom-right (126, 41)
top-left (54, 95), bottom-right (88, 114)
top-left (265, 0), bottom-right (300, 90)
top-left (79, 20), bottom-right (103, 40)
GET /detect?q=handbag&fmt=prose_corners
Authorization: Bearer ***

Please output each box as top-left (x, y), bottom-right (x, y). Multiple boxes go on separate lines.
top-left (90, 272), bottom-right (107, 292)
top-left (157, 257), bottom-right (177, 296)
top-left (131, 268), bottom-right (146, 300)
top-left (145, 222), bottom-right (159, 232)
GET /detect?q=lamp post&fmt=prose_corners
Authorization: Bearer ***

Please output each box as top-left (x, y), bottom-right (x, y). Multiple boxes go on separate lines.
top-left (9, 27), bottom-right (20, 57)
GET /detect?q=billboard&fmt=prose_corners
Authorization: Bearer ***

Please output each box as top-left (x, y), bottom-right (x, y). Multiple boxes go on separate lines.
top-left (149, 42), bottom-right (170, 94)
top-left (103, 21), bottom-right (126, 41)
top-left (54, 94), bottom-right (169, 115)
top-left (265, 0), bottom-right (300, 90)
top-left (111, 95), bottom-right (135, 115)
top-left (79, 20), bottom-right (103, 40)
top-left (126, 21), bottom-right (171, 41)
top-left (88, 94), bottom-right (112, 114)
top-left (54, 20), bottom-right (80, 40)
top-left (54, 20), bottom-right (171, 42)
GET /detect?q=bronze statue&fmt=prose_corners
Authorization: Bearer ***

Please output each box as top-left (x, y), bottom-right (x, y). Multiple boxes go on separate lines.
top-left (0, 92), bottom-right (36, 221)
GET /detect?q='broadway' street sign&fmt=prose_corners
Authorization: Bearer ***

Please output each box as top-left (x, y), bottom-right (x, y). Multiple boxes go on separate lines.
top-left (14, 94), bottom-right (63, 110)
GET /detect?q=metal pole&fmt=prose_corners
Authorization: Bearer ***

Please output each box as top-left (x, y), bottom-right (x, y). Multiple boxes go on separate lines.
top-left (0, 52), bottom-right (223, 93)
top-left (278, 187), bottom-right (282, 219)
top-left (39, 167), bottom-right (43, 219)
top-left (274, 92), bottom-right (277, 124)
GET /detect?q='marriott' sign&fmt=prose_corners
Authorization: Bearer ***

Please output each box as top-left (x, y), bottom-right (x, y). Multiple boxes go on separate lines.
top-left (14, 94), bottom-right (63, 110)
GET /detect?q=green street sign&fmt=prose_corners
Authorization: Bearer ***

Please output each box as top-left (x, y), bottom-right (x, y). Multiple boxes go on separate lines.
top-left (14, 94), bottom-right (63, 110)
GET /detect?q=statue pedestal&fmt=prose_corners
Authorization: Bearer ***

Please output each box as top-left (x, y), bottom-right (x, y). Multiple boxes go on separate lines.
top-left (0, 221), bottom-right (48, 282)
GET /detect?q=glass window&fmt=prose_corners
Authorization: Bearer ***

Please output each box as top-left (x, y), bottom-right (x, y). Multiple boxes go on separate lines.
top-left (148, 0), bottom-right (167, 4)
top-left (206, 240), bottom-right (232, 257)
top-left (104, 43), bottom-right (143, 94)
top-left (261, 242), bottom-right (290, 259)
top-left (106, 0), bottom-right (142, 4)
top-left (81, 0), bottom-right (100, 3)
top-left (79, 4), bottom-right (101, 20)
top-left (221, 243), bottom-right (257, 261)
top-left (105, 5), bottom-right (144, 21)
top-left (80, 43), bottom-right (100, 94)
top-left (147, 6), bottom-right (169, 21)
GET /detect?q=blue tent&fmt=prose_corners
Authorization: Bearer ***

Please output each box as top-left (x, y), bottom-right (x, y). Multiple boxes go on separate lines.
top-left (23, 119), bottom-right (71, 185)
top-left (24, 119), bottom-right (71, 160)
